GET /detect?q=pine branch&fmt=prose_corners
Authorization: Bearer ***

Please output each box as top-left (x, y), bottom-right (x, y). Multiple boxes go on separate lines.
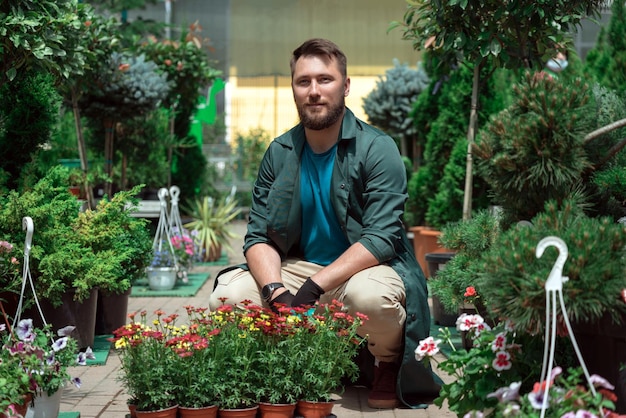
top-left (584, 117), bottom-right (626, 144)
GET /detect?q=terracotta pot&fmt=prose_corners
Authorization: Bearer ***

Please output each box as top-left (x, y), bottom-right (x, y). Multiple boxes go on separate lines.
top-left (179, 404), bottom-right (218, 418)
top-left (295, 400), bottom-right (334, 418)
top-left (135, 404), bottom-right (178, 418)
top-left (217, 405), bottom-right (258, 418)
top-left (127, 403), bottom-right (138, 418)
top-left (258, 402), bottom-right (296, 418)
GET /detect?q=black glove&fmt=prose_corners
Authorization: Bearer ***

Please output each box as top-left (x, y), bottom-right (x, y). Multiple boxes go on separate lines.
top-left (291, 277), bottom-right (325, 308)
top-left (270, 290), bottom-right (295, 313)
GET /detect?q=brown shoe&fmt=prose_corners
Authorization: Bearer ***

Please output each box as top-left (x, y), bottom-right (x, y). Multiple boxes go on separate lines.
top-left (367, 361), bottom-right (401, 409)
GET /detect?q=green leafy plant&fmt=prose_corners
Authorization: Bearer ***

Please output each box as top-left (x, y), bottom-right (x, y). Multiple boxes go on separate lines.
top-left (415, 314), bottom-right (618, 417)
top-left (183, 194), bottom-right (241, 262)
top-left (477, 199), bottom-right (626, 335)
top-left (112, 310), bottom-right (178, 411)
top-left (0, 322), bottom-right (38, 416)
top-left (10, 319), bottom-right (88, 397)
top-left (288, 301), bottom-right (368, 402)
top-left (430, 209), bottom-right (501, 312)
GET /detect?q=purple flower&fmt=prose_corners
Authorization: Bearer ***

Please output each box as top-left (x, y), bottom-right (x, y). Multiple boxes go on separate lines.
top-left (57, 326), bottom-right (75, 337)
top-left (52, 337), bottom-right (68, 352)
top-left (72, 377), bottom-right (82, 388)
top-left (487, 382), bottom-right (521, 403)
top-left (589, 374), bottom-right (615, 391)
top-left (16, 319), bottom-right (35, 342)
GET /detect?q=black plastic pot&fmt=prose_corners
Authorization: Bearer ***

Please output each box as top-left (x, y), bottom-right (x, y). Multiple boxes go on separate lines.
top-left (425, 252), bottom-right (457, 327)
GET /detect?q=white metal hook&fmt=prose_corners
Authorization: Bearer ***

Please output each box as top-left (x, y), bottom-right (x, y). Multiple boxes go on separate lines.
top-left (22, 216), bottom-right (34, 256)
top-left (169, 185), bottom-right (180, 204)
top-left (535, 236), bottom-right (595, 418)
top-left (536, 236), bottom-right (569, 291)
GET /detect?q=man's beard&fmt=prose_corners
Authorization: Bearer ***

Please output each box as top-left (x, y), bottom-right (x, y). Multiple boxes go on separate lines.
top-left (297, 98), bottom-right (345, 130)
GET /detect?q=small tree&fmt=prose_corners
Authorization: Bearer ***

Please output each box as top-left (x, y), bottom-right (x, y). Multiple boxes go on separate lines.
top-left (391, 0), bottom-right (605, 219)
top-left (585, 0), bottom-right (626, 95)
top-left (362, 59), bottom-right (429, 167)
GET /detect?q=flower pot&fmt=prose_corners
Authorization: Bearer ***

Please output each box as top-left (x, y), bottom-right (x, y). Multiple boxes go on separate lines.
top-left (258, 402), bottom-right (296, 418)
top-left (425, 252), bottom-right (458, 326)
top-left (217, 405), bottom-right (259, 418)
top-left (35, 287), bottom-right (98, 350)
top-left (135, 405), bottom-right (178, 418)
top-left (179, 405), bottom-right (218, 418)
top-left (295, 400), bottom-right (334, 418)
top-left (95, 288), bottom-right (131, 335)
top-left (409, 226), bottom-right (451, 275)
top-left (146, 267), bottom-right (177, 291)
top-left (128, 403), bottom-right (138, 418)
top-left (25, 387), bottom-right (63, 418)
top-left (572, 312), bottom-right (626, 414)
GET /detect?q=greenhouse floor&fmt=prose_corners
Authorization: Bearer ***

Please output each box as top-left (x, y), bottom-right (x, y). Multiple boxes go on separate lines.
top-left (60, 220), bottom-right (455, 418)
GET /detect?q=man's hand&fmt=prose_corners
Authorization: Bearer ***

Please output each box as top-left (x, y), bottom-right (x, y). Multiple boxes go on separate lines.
top-left (270, 290), bottom-right (295, 313)
top-left (291, 277), bottom-right (325, 307)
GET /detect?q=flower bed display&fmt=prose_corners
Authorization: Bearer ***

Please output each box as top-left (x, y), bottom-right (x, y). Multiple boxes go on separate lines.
top-left (111, 300), bottom-right (367, 414)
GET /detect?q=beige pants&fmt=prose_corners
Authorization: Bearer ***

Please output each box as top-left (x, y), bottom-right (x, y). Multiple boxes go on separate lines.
top-left (209, 258), bottom-right (406, 362)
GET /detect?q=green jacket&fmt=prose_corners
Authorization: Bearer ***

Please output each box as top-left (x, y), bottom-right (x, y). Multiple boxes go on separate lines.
top-left (241, 108), bottom-right (441, 406)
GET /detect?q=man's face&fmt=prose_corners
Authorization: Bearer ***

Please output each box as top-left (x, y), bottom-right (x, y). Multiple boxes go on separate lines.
top-left (292, 55), bottom-right (350, 130)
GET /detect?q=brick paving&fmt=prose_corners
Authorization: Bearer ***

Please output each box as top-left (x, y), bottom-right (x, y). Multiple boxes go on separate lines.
top-left (60, 220), bottom-right (455, 418)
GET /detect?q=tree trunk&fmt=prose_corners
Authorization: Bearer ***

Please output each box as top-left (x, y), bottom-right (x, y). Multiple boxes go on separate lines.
top-left (462, 65), bottom-right (481, 220)
top-left (71, 89), bottom-right (95, 210)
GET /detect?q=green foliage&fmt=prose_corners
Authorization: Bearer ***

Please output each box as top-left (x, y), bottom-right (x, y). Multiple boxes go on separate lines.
top-left (117, 108), bottom-right (171, 190)
top-left (431, 210), bottom-right (502, 312)
top-left (584, 0), bottom-right (626, 95)
top-left (74, 185), bottom-right (152, 294)
top-left (0, 70), bottom-right (61, 191)
top-left (474, 72), bottom-right (626, 222)
top-left (362, 59), bottom-right (429, 163)
top-left (183, 194), bottom-right (241, 262)
top-left (139, 24), bottom-right (222, 140)
top-left (0, 0), bottom-right (95, 85)
top-left (81, 52), bottom-right (171, 121)
top-left (0, 167), bottom-right (151, 304)
top-left (406, 64), bottom-right (511, 227)
top-left (429, 322), bottom-right (539, 417)
top-left (172, 143), bottom-right (209, 203)
top-left (232, 128), bottom-right (272, 183)
top-left (391, 0), bottom-right (603, 71)
top-left (477, 199), bottom-right (626, 335)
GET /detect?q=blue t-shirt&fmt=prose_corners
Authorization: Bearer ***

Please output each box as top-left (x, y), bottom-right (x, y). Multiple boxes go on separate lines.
top-left (300, 142), bottom-right (350, 265)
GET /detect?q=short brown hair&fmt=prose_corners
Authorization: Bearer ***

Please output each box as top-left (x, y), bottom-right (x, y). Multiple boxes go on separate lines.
top-left (290, 38), bottom-right (347, 79)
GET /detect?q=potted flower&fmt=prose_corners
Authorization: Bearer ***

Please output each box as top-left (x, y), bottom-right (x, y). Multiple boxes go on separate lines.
top-left (207, 302), bottom-right (263, 414)
top-left (169, 228), bottom-right (195, 283)
top-left (146, 242), bottom-right (178, 291)
top-left (167, 306), bottom-right (219, 417)
top-left (415, 314), bottom-right (622, 417)
top-left (1, 317), bottom-right (91, 418)
top-left (288, 300), bottom-right (368, 417)
top-left (112, 310), bottom-right (178, 417)
top-left (183, 194), bottom-right (241, 262)
top-left (0, 322), bottom-right (38, 417)
top-left (254, 306), bottom-right (303, 417)
top-left (0, 168), bottom-right (153, 348)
